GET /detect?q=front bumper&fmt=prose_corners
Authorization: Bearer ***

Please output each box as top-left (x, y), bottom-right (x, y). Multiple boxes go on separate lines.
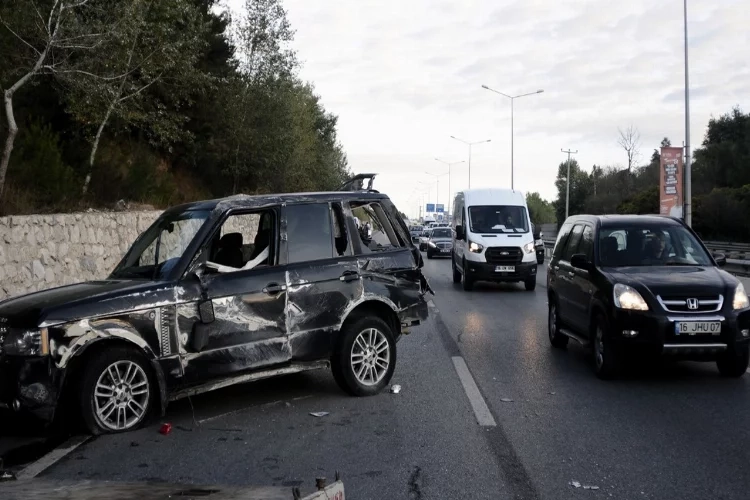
top-left (0, 355), bottom-right (59, 421)
top-left (608, 307), bottom-right (750, 358)
top-left (464, 259), bottom-right (537, 282)
top-left (426, 244), bottom-right (453, 255)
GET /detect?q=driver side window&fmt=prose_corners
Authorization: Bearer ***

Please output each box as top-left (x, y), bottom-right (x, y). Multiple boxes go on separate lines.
top-left (206, 209), bottom-right (277, 273)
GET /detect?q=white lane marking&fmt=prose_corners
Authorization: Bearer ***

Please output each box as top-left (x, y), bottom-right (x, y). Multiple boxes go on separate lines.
top-left (15, 435), bottom-right (90, 480)
top-left (451, 356), bottom-right (497, 427)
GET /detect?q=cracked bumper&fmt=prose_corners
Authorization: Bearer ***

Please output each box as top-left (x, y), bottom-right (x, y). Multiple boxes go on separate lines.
top-left (0, 355), bottom-right (58, 421)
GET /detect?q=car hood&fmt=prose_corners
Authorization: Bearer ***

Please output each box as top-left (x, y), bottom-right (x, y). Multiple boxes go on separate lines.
top-left (604, 266), bottom-right (736, 298)
top-left (429, 237), bottom-right (452, 243)
top-left (468, 232), bottom-right (534, 249)
top-left (0, 279), bottom-right (182, 327)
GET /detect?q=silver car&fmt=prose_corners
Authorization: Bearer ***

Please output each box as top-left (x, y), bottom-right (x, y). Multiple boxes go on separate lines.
top-left (425, 227), bottom-right (453, 258)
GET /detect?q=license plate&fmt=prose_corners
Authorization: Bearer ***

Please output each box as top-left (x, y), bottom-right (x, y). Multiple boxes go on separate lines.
top-left (441, 249), bottom-right (450, 253)
top-left (675, 321), bottom-right (721, 336)
top-left (495, 266), bottom-right (515, 272)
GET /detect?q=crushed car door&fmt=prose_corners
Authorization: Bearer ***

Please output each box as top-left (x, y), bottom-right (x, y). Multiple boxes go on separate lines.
top-left (283, 202), bottom-right (363, 360)
top-left (178, 209), bottom-right (291, 381)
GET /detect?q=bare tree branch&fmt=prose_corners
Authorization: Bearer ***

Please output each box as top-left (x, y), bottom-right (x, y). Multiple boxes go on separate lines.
top-left (0, 19), bottom-right (42, 56)
top-left (617, 125), bottom-right (641, 172)
top-left (47, 0), bottom-right (62, 34)
top-left (43, 66), bottom-right (139, 81)
top-left (29, 0), bottom-right (48, 34)
top-left (118, 71), bottom-right (166, 103)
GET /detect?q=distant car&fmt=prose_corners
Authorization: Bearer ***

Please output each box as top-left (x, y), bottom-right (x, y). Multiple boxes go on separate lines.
top-left (425, 227), bottom-right (453, 259)
top-left (0, 179), bottom-right (431, 434)
top-left (532, 223), bottom-right (545, 264)
top-left (409, 225), bottom-right (424, 244)
top-left (547, 214), bottom-right (749, 379)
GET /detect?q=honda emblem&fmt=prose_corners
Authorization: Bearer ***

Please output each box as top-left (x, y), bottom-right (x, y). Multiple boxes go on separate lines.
top-left (686, 298), bottom-right (699, 310)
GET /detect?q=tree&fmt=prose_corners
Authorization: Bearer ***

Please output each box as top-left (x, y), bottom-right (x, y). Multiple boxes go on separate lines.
top-left (553, 159), bottom-right (591, 224)
top-left (617, 124), bottom-right (641, 172)
top-left (693, 107), bottom-right (750, 195)
top-left (64, 0), bottom-right (211, 194)
top-left (0, 0), bottom-right (115, 199)
top-left (526, 192), bottom-right (555, 225)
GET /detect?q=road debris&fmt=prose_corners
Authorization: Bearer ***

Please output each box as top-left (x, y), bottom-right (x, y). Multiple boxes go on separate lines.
top-left (570, 480), bottom-right (600, 490)
top-left (390, 384), bottom-right (402, 394)
top-left (159, 423), bottom-right (173, 435)
top-left (584, 485), bottom-right (600, 490)
top-left (500, 398), bottom-right (514, 402)
top-left (571, 481), bottom-right (582, 488)
top-left (309, 412), bottom-right (329, 417)
top-left (549, 391), bottom-right (556, 395)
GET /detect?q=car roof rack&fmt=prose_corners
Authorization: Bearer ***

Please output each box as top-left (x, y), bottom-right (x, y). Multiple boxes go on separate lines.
top-left (338, 173), bottom-right (379, 193)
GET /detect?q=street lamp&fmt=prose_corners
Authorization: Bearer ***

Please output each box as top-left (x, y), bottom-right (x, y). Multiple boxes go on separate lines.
top-left (435, 158), bottom-right (465, 217)
top-left (450, 136), bottom-right (491, 189)
top-left (683, 0), bottom-right (692, 226)
top-left (481, 85), bottom-right (544, 190)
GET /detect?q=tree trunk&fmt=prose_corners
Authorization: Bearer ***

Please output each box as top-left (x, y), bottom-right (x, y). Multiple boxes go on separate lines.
top-left (0, 90), bottom-right (19, 200)
top-left (82, 100), bottom-right (116, 195)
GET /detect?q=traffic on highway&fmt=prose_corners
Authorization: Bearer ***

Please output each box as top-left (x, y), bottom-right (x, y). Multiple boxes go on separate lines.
top-left (2, 184), bottom-right (749, 499)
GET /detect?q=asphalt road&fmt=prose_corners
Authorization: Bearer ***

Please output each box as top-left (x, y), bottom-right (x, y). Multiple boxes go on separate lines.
top-left (3, 256), bottom-right (750, 499)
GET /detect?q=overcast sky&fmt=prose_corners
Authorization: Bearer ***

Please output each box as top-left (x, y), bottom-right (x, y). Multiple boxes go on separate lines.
top-left (228, 0), bottom-right (747, 219)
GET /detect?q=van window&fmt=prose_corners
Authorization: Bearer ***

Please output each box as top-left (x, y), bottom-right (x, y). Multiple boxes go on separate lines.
top-left (468, 205), bottom-right (529, 233)
top-left (552, 223), bottom-right (573, 260)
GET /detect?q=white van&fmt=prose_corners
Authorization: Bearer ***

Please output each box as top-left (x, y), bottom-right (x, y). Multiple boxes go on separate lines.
top-left (451, 188), bottom-right (537, 291)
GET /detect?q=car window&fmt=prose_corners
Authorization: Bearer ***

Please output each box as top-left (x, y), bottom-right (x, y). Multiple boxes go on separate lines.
top-left (562, 225), bottom-right (584, 261)
top-left (598, 224), bottom-right (712, 267)
top-left (205, 209), bottom-right (276, 273)
top-left (468, 205), bottom-right (529, 233)
top-left (350, 201), bottom-right (402, 253)
top-left (287, 203), bottom-right (334, 263)
top-left (552, 223), bottom-right (573, 260)
top-left (579, 226), bottom-right (594, 261)
top-left (431, 228), bottom-right (451, 238)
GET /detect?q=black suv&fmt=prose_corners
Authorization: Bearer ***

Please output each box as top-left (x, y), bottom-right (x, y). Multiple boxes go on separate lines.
top-left (547, 215), bottom-right (749, 379)
top-left (0, 175), bottom-right (430, 433)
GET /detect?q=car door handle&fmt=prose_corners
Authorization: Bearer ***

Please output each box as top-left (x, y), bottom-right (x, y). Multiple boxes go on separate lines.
top-left (340, 271), bottom-right (360, 282)
top-left (263, 283), bottom-right (287, 295)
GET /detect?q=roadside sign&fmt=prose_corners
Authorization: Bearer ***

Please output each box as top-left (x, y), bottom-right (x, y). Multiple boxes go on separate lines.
top-left (426, 203), bottom-right (435, 212)
top-left (436, 204), bottom-right (444, 213)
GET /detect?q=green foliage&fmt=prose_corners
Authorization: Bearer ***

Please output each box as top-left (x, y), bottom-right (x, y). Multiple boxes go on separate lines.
top-left (553, 159), bottom-right (592, 224)
top-left (0, 0), bottom-right (350, 214)
top-left (7, 121), bottom-right (77, 207)
top-left (693, 186), bottom-right (750, 241)
top-left (526, 192), bottom-right (555, 225)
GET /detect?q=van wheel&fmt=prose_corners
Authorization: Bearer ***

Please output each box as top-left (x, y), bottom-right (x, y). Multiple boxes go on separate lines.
top-left (462, 258), bottom-right (474, 291)
top-left (716, 344), bottom-right (749, 377)
top-left (79, 347), bottom-right (154, 435)
top-left (548, 299), bottom-right (568, 349)
top-left (524, 278), bottom-right (536, 291)
top-left (593, 315), bottom-right (620, 379)
top-left (452, 256), bottom-right (462, 283)
top-left (332, 316), bottom-right (396, 396)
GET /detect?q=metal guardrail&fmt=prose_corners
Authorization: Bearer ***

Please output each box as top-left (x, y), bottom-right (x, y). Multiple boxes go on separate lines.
top-left (541, 237), bottom-right (750, 277)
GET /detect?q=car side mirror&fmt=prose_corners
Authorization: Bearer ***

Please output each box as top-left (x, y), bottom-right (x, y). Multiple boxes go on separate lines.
top-left (713, 253), bottom-right (727, 268)
top-left (570, 253), bottom-right (590, 270)
top-left (455, 225), bottom-right (465, 241)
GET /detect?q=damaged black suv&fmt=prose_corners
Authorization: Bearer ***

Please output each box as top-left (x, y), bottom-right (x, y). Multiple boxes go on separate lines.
top-left (0, 174), bottom-right (430, 434)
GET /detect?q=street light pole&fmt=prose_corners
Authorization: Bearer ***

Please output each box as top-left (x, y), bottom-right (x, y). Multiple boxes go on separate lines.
top-left (481, 85), bottom-right (544, 190)
top-left (683, 0), bottom-right (692, 226)
top-left (561, 148), bottom-right (578, 219)
top-left (435, 158), bottom-right (465, 217)
top-left (450, 136), bottom-right (491, 189)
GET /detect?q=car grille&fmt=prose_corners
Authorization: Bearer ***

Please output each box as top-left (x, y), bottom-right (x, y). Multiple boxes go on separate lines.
top-left (485, 246), bottom-right (522, 265)
top-left (436, 242), bottom-right (452, 249)
top-left (657, 295), bottom-right (724, 313)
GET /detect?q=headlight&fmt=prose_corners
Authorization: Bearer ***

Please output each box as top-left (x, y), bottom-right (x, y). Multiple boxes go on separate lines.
top-left (469, 241), bottom-right (483, 253)
top-left (613, 284), bottom-right (649, 311)
top-left (428, 241), bottom-right (437, 247)
top-left (2, 328), bottom-right (49, 356)
top-left (733, 283), bottom-right (750, 310)
top-left (523, 242), bottom-right (535, 254)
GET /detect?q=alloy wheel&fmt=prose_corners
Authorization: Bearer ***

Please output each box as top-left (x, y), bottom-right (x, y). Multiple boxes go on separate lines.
top-left (93, 360), bottom-right (150, 431)
top-left (350, 328), bottom-right (390, 386)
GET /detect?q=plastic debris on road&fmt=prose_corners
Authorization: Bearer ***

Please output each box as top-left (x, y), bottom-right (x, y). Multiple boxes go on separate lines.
top-left (570, 480), bottom-right (600, 490)
top-left (570, 481), bottom-right (581, 488)
top-left (159, 423), bottom-right (172, 435)
top-left (309, 412), bottom-right (329, 417)
top-left (500, 398), bottom-right (514, 402)
top-left (390, 384), bottom-right (402, 394)
top-left (583, 485), bottom-right (600, 490)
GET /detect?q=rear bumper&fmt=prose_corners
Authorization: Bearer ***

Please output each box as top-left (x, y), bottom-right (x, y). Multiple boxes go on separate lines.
top-left (608, 308), bottom-right (750, 358)
top-left (465, 260), bottom-right (537, 282)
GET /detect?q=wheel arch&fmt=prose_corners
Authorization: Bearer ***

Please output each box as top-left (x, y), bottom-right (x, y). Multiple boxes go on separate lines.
top-left (338, 298), bottom-right (401, 341)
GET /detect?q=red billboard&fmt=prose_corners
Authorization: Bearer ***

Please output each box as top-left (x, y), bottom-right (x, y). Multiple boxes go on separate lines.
top-left (659, 147), bottom-right (683, 218)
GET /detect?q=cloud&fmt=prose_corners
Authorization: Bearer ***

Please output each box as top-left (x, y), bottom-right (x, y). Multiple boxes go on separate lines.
top-left (226, 0), bottom-right (748, 214)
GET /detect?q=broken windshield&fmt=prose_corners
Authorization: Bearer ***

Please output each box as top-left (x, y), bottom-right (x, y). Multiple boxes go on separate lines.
top-left (469, 205), bottom-right (529, 234)
top-left (111, 209), bottom-right (210, 280)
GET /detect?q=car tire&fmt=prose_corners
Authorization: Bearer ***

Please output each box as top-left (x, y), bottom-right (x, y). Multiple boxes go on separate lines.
top-left (331, 315), bottom-right (397, 397)
top-left (426, 250), bottom-right (433, 259)
top-left (548, 298), bottom-right (569, 349)
top-left (452, 256), bottom-right (462, 283)
top-left (524, 277), bottom-right (537, 291)
top-left (79, 347), bottom-right (154, 435)
top-left (462, 258), bottom-right (474, 291)
top-left (593, 314), bottom-right (620, 379)
top-left (716, 344), bottom-right (749, 378)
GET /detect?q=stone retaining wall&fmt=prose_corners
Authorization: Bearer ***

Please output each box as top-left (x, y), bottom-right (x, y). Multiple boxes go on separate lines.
top-left (0, 211), bottom-right (164, 300)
